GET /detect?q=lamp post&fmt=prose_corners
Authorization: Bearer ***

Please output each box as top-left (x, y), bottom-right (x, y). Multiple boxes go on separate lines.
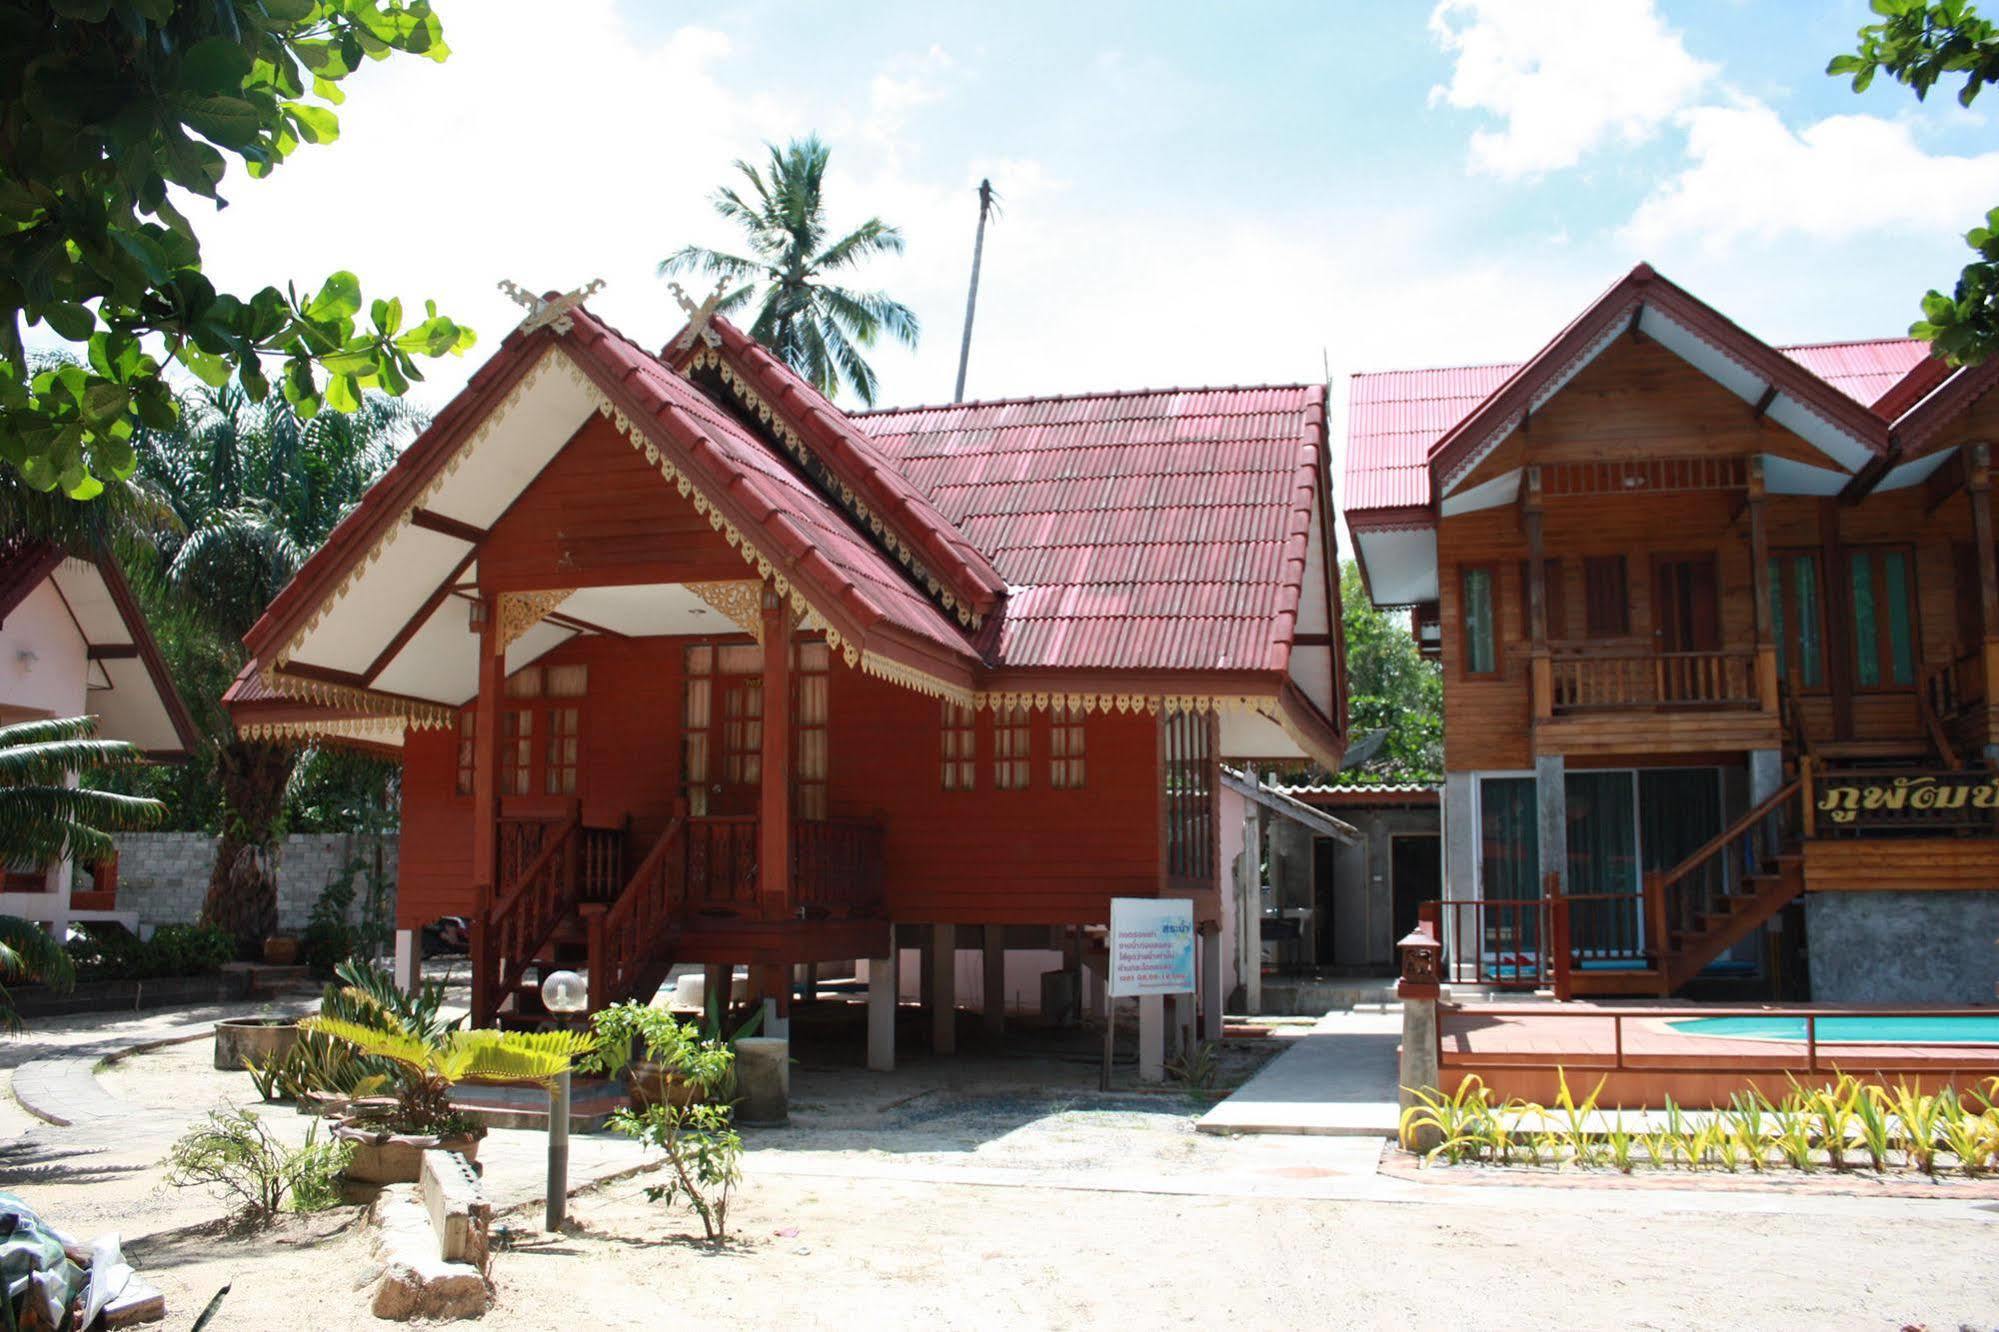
top-left (540, 969), bottom-right (588, 1231)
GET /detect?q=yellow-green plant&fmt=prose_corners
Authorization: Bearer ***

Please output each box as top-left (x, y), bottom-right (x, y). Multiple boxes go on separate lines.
top-left (1885, 1080), bottom-right (1948, 1176)
top-left (1399, 1076), bottom-right (1501, 1163)
top-left (1766, 1090), bottom-right (1817, 1172)
top-left (1550, 1069), bottom-right (1609, 1169)
top-left (1796, 1074), bottom-right (1864, 1172)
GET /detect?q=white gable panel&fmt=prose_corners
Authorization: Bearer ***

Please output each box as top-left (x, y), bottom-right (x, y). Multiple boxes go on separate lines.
top-left (290, 524), bottom-right (470, 675)
top-left (1355, 527), bottom-right (1438, 606)
top-left (88, 656), bottom-right (181, 752)
top-left (1287, 643), bottom-right (1335, 718)
top-left (1441, 468), bottom-right (1519, 517)
top-left (563, 583), bottom-right (736, 637)
top-left (1219, 708), bottom-right (1304, 762)
top-left (1761, 454), bottom-right (1850, 496)
top-left (1295, 500), bottom-right (1329, 635)
top-left (1765, 395), bottom-right (1874, 473)
top-left (1875, 450), bottom-right (1954, 492)
top-left (370, 596), bottom-right (477, 704)
top-left (48, 562), bottom-right (125, 644)
top-left (505, 621), bottom-right (575, 674)
top-left (282, 353), bottom-right (598, 676)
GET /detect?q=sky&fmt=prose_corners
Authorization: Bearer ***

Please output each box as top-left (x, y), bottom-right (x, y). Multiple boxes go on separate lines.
top-left (175, 0), bottom-right (1999, 457)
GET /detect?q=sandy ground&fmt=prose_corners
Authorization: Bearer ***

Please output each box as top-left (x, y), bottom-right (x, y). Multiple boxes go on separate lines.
top-left (122, 1168), bottom-right (1999, 1332)
top-left (18, 1003), bottom-right (1999, 1330)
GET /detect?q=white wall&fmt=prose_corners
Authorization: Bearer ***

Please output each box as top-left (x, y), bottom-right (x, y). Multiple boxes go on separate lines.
top-left (0, 580), bottom-right (89, 897)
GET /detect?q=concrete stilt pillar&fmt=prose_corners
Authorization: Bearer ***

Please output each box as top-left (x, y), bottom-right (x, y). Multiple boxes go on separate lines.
top-left (1138, 995), bottom-right (1165, 1083)
top-left (931, 923), bottom-right (957, 1054)
top-left (867, 950), bottom-right (897, 1072)
top-left (393, 929), bottom-right (420, 995)
top-left (982, 925), bottom-right (1005, 1037)
top-left (919, 930), bottom-right (936, 1011)
top-left (1199, 926), bottom-right (1224, 1041)
top-left (1082, 957), bottom-right (1105, 1021)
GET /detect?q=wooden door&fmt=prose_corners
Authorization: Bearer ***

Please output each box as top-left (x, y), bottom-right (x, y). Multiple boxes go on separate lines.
top-left (1653, 555), bottom-right (1721, 653)
top-left (712, 673), bottom-right (763, 815)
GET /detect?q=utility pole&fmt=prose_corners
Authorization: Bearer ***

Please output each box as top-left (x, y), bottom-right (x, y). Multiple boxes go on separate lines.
top-left (953, 179), bottom-right (998, 404)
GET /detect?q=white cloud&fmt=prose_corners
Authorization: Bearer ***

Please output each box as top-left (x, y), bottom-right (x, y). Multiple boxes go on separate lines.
top-left (1428, 0), bottom-right (1716, 177)
top-left (1623, 98), bottom-right (1999, 252)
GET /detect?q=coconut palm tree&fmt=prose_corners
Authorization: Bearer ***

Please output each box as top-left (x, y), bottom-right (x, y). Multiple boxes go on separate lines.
top-left (660, 135), bottom-right (919, 406)
top-left (0, 715), bottom-right (164, 1027)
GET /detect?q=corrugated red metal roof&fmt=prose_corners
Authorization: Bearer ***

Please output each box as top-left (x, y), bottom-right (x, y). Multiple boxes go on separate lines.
top-left (855, 386), bottom-right (1327, 673)
top-left (1345, 333), bottom-right (1929, 520)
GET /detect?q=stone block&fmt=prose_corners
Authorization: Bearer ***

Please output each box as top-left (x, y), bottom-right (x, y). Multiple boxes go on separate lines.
top-left (368, 1185), bottom-right (491, 1322)
top-left (419, 1150), bottom-right (491, 1268)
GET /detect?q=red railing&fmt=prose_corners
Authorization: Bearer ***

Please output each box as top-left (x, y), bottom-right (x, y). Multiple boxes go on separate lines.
top-left (1641, 769), bottom-right (1804, 991)
top-left (792, 818), bottom-right (885, 917)
top-left (687, 816), bottom-right (759, 913)
top-left (478, 807), bottom-right (583, 1024)
top-left (590, 813), bottom-right (688, 1009)
top-left (577, 823), bottom-right (626, 903)
top-left (1435, 891), bottom-right (1653, 991)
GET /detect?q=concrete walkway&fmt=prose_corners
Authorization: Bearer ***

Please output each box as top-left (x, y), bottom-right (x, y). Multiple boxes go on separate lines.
top-left (1195, 1010), bottom-right (1402, 1136)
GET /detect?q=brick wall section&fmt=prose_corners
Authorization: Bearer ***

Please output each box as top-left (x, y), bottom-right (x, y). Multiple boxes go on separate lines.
top-left (110, 832), bottom-right (400, 933)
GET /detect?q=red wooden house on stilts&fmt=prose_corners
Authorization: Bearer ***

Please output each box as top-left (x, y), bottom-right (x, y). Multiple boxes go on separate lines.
top-left (226, 290), bottom-right (1345, 1065)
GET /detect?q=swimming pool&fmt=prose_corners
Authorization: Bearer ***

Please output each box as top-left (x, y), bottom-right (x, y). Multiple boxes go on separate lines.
top-left (1668, 1014), bottom-right (1999, 1045)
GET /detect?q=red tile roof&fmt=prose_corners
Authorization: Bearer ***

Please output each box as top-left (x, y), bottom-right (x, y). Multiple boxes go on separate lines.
top-left (854, 386), bottom-right (1328, 673)
top-left (1779, 338), bottom-right (1931, 408)
top-left (679, 319), bottom-right (1008, 624)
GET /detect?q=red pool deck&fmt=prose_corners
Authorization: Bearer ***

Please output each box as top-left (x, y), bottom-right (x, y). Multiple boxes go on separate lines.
top-left (1438, 1003), bottom-right (1999, 1108)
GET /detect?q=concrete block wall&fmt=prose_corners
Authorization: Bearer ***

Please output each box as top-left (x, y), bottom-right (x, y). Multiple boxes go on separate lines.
top-left (1806, 890), bottom-right (1999, 1005)
top-left (109, 831), bottom-right (398, 934)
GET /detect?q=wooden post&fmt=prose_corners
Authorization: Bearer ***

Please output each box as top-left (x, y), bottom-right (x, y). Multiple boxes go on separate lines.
top-left (1546, 870), bottom-right (1571, 1002)
top-left (1798, 754), bottom-right (1816, 840)
top-left (758, 587), bottom-right (793, 922)
top-left (1969, 444), bottom-right (1999, 756)
top-left (1524, 466), bottom-right (1553, 721)
top-left (1820, 497), bottom-right (1855, 742)
top-left (1747, 458), bottom-right (1779, 715)
top-left (469, 595), bottom-right (503, 1027)
top-left (1643, 869), bottom-right (1669, 970)
top-left (582, 904), bottom-right (608, 1012)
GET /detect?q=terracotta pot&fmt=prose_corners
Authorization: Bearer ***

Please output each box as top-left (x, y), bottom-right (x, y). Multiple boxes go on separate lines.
top-left (333, 1119), bottom-right (483, 1185)
top-left (261, 936), bottom-right (301, 966)
top-left (626, 1060), bottom-right (705, 1110)
top-left (297, 1090), bottom-right (350, 1118)
top-left (213, 1016), bottom-right (300, 1071)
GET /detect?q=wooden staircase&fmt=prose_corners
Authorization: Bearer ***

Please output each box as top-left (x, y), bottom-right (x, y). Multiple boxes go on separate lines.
top-left (1564, 770), bottom-right (1807, 998)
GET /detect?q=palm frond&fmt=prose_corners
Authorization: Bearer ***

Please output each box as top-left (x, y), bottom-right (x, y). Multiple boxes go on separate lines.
top-left (438, 1029), bottom-right (594, 1086)
top-left (0, 915), bottom-right (73, 993)
top-left (820, 285), bottom-right (921, 349)
top-left (0, 737), bottom-right (153, 787)
top-left (0, 716), bottom-right (101, 750)
top-left (813, 218), bottom-right (905, 273)
top-left (818, 316), bottom-right (882, 407)
top-left (299, 1015), bottom-right (435, 1071)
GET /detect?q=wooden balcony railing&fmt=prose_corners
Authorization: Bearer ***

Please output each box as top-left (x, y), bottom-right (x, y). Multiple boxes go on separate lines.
top-left (792, 818), bottom-right (886, 918)
top-left (1549, 649), bottom-right (1761, 713)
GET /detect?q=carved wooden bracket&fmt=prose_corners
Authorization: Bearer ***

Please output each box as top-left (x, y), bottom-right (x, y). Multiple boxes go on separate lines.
top-left (498, 589), bottom-right (573, 650)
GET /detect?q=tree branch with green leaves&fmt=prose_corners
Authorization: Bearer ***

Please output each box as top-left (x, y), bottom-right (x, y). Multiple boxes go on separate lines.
top-left (0, 0), bottom-right (474, 500)
top-left (1831, 0), bottom-right (1999, 362)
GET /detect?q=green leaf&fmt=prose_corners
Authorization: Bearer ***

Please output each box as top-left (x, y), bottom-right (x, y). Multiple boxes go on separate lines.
top-left (79, 382), bottom-right (128, 427)
top-left (370, 296), bottom-right (403, 338)
top-left (174, 94), bottom-right (264, 149)
top-left (305, 271), bottom-right (362, 322)
top-left (324, 372), bottom-right (362, 413)
top-left (177, 344), bottom-right (233, 388)
top-left (40, 301), bottom-right (94, 340)
top-left (285, 102), bottom-right (339, 145)
top-left (182, 37), bottom-right (254, 96)
top-left (260, 0), bottom-right (314, 19)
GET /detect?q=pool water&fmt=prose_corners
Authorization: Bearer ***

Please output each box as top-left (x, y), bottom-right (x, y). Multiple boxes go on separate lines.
top-left (1668, 1014), bottom-right (1999, 1045)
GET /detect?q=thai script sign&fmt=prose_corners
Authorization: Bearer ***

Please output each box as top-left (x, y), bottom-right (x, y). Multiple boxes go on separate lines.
top-left (1816, 772), bottom-right (1999, 828)
top-left (1108, 897), bottom-right (1196, 997)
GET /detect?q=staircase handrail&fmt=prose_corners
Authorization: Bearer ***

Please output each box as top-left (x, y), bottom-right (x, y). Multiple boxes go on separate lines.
top-left (1652, 773), bottom-right (1801, 895)
top-left (489, 806), bottom-right (582, 927)
top-left (1917, 661), bottom-right (1964, 771)
top-left (591, 814), bottom-right (690, 1006)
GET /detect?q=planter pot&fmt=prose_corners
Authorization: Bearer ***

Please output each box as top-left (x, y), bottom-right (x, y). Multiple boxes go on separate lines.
top-left (333, 1120), bottom-right (483, 1185)
top-left (262, 936), bottom-right (301, 966)
top-left (213, 1016), bottom-right (301, 1071)
top-left (626, 1060), bottom-right (706, 1111)
top-left (298, 1090), bottom-right (351, 1119)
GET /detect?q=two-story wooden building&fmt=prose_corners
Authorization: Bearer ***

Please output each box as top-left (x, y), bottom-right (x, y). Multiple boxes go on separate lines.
top-left (227, 292), bottom-right (1346, 1065)
top-left (1347, 264), bottom-right (1999, 1005)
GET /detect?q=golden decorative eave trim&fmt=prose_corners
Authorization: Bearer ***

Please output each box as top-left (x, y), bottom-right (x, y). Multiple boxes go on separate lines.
top-left (255, 667), bottom-right (456, 731)
top-left (275, 349), bottom-right (588, 669)
top-left (686, 580), bottom-right (766, 641)
top-left (499, 588), bottom-right (573, 650)
top-left (238, 715), bottom-right (408, 748)
top-left (686, 346), bottom-right (981, 630)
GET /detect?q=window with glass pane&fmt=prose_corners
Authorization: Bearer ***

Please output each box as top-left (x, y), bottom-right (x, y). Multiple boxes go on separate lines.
top-left (683, 645), bottom-right (712, 815)
top-left (994, 705), bottom-right (1031, 789)
top-left (501, 709), bottom-right (533, 796)
top-left (1848, 546), bottom-right (1916, 689)
top-left (1584, 556), bottom-right (1629, 637)
top-left (454, 711), bottom-right (475, 797)
top-left (795, 641), bottom-right (829, 819)
top-left (545, 707), bottom-right (579, 795)
top-left (941, 702), bottom-right (976, 790)
top-left (1163, 711), bottom-right (1215, 879)
top-left (1564, 771), bottom-right (1639, 963)
top-left (1462, 566), bottom-right (1498, 675)
top-left (1050, 701), bottom-right (1086, 789)
top-left (722, 678), bottom-right (763, 784)
top-left (1768, 552), bottom-right (1824, 689)
top-left (1477, 776), bottom-right (1539, 955)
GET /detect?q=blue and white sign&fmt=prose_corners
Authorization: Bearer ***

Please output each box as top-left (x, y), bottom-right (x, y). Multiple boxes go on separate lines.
top-left (1108, 897), bottom-right (1196, 997)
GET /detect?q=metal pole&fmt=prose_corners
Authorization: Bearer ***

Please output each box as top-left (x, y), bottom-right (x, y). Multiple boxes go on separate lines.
top-left (545, 1070), bottom-right (570, 1231)
top-left (952, 179), bottom-right (996, 404)
top-left (1100, 996), bottom-right (1113, 1092)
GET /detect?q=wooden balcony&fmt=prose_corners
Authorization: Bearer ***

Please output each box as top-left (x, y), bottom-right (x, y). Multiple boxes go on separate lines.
top-left (1532, 646), bottom-right (1783, 758)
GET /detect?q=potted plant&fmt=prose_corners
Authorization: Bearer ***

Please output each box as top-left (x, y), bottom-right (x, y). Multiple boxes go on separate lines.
top-left (262, 934), bottom-right (301, 966)
top-left (213, 1014), bottom-right (301, 1071)
top-left (302, 1014), bottom-right (592, 1185)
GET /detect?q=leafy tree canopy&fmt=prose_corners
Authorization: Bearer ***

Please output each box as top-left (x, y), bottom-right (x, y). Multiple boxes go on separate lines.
top-left (1339, 561), bottom-right (1442, 784)
top-left (1831, 0), bottom-right (1999, 362)
top-left (0, 0), bottom-right (473, 502)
